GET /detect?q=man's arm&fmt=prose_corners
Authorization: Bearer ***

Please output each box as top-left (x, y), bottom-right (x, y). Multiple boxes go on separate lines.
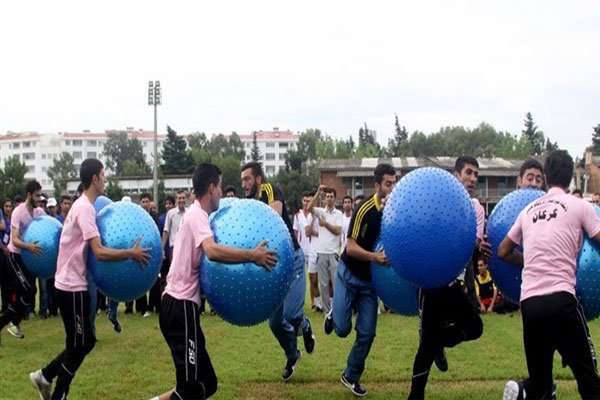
top-left (202, 237), bottom-right (277, 269)
top-left (497, 236), bottom-right (523, 266)
top-left (10, 226), bottom-right (42, 255)
top-left (90, 236), bottom-right (150, 264)
top-left (489, 286), bottom-right (498, 312)
top-left (306, 185), bottom-right (325, 213)
top-left (346, 237), bottom-right (387, 265)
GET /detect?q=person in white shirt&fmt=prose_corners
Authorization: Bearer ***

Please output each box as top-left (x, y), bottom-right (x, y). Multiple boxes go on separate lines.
top-left (162, 190), bottom-right (187, 264)
top-left (293, 192), bottom-right (322, 311)
top-left (308, 185), bottom-right (343, 314)
top-left (340, 195), bottom-right (353, 253)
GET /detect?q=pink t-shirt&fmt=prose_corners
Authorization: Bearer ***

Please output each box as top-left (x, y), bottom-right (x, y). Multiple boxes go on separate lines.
top-left (472, 198), bottom-right (485, 242)
top-left (164, 201), bottom-right (213, 305)
top-left (54, 195), bottom-right (100, 292)
top-left (508, 187), bottom-right (600, 301)
top-left (7, 203), bottom-right (46, 254)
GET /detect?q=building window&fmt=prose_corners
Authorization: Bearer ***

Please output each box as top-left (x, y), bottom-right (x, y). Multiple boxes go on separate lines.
top-left (42, 167), bottom-right (48, 173)
top-left (265, 153), bottom-right (276, 160)
top-left (279, 142), bottom-right (288, 148)
top-left (87, 140), bottom-right (97, 146)
top-left (23, 152), bottom-right (35, 161)
top-left (65, 140), bottom-right (71, 146)
top-left (72, 140), bottom-right (83, 146)
top-left (143, 141), bottom-right (147, 147)
top-left (87, 151), bottom-right (97, 159)
top-left (279, 153), bottom-right (287, 160)
top-left (266, 142), bottom-right (275, 148)
top-left (42, 154), bottom-right (47, 160)
top-left (73, 151), bottom-right (82, 160)
top-left (23, 141), bottom-right (31, 148)
top-left (266, 166), bottom-right (275, 175)
top-left (27, 165), bottom-right (35, 174)
top-left (12, 142), bottom-right (20, 149)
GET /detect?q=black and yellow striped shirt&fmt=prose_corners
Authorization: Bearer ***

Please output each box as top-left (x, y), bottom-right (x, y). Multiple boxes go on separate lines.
top-left (341, 194), bottom-right (383, 281)
top-left (259, 183), bottom-right (300, 250)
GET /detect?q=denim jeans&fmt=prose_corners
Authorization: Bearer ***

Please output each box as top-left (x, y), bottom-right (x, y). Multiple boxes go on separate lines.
top-left (269, 248), bottom-right (309, 361)
top-left (332, 260), bottom-right (378, 383)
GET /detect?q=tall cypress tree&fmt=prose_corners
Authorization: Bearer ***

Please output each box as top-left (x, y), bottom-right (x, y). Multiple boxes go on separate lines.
top-left (251, 131), bottom-right (261, 161)
top-left (162, 125), bottom-right (194, 174)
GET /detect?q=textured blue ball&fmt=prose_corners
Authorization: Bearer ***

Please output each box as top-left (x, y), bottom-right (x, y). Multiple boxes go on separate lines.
top-left (201, 199), bottom-right (295, 326)
top-left (209, 197), bottom-right (239, 222)
top-left (21, 216), bottom-right (63, 279)
top-left (488, 189), bottom-right (545, 303)
top-left (382, 167), bottom-right (476, 289)
top-left (370, 239), bottom-right (418, 315)
top-left (94, 195), bottom-right (113, 214)
top-left (577, 206), bottom-right (600, 320)
top-left (89, 201), bottom-right (163, 302)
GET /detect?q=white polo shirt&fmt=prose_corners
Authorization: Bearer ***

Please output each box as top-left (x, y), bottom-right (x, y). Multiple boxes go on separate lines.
top-left (313, 206), bottom-right (343, 255)
top-left (164, 207), bottom-right (186, 247)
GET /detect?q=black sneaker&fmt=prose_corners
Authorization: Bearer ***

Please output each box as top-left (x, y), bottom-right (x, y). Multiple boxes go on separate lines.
top-left (303, 319), bottom-right (316, 354)
top-left (282, 351), bottom-right (301, 382)
top-left (323, 310), bottom-right (334, 335)
top-left (109, 316), bottom-right (122, 333)
top-left (341, 373), bottom-right (367, 397)
top-left (433, 348), bottom-right (448, 372)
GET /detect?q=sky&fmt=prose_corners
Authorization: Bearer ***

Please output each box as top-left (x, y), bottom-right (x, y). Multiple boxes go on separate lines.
top-left (1, 1), bottom-right (599, 157)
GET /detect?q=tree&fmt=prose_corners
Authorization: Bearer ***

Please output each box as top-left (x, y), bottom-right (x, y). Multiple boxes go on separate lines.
top-left (105, 178), bottom-right (124, 201)
top-left (162, 125), bottom-right (194, 174)
top-left (187, 132), bottom-right (209, 149)
top-left (250, 131), bottom-right (261, 161)
top-left (47, 152), bottom-right (77, 197)
top-left (102, 131), bottom-right (149, 176)
top-left (0, 155), bottom-right (28, 201)
top-left (228, 132), bottom-right (245, 159)
top-left (357, 123), bottom-right (382, 157)
top-left (522, 112), bottom-right (545, 156)
top-left (545, 138), bottom-right (559, 153)
top-left (592, 124), bottom-right (600, 154)
top-left (212, 155), bottom-right (244, 193)
top-left (272, 167), bottom-right (319, 213)
top-left (387, 114), bottom-right (409, 157)
top-left (122, 159), bottom-right (152, 176)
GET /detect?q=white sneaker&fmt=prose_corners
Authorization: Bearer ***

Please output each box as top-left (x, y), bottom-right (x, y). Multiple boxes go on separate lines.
top-left (503, 380), bottom-right (524, 400)
top-left (7, 322), bottom-right (24, 339)
top-left (142, 311), bottom-right (152, 318)
top-left (30, 369), bottom-right (52, 400)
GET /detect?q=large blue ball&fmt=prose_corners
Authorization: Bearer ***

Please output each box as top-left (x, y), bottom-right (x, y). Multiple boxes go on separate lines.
top-left (21, 216), bottom-right (63, 279)
top-left (200, 199), bottom-right (295, 326)
top-left (488, 189), bottom-right (545, 303)
top-left (370, 239), bottom-right (418, 315)
top-left (209, 197), bottom-right (239, 222)
top-left (577, 206), bottom-right (600, 320)
top-left (89, 201), bottom-right (163, 302)
top-left (382, 167), bottom-right (476, 289)
top-left (94, 195), bottom-right (113, 214)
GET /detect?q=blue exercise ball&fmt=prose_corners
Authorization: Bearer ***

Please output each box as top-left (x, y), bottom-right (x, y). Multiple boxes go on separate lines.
top-left (382, 167), bottom-right (476, 289)
top-left (487, 189), bottom-right (545, 303)
top-left (21, 216), bottom-right (63, 279)
top-left (370, 239), bottom-right (419, 315)
top-left (577, 205), bottom-right (600, 320)
top-left (200, 199), bottom-right (295, 326)
top-left (94, 195), bottom-right (113, 214)
top-left (89, 201), bottom-right (163, 302)
top-left (209, 197), bottom-right (238, 222)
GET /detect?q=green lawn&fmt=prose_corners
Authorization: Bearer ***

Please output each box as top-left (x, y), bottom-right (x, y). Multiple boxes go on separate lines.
top-left (0, 306), bottom-right (593, 399)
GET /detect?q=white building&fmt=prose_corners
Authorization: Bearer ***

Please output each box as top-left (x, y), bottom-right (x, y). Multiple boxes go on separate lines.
top-left (0, 128), bottom-right (165, 192)
top-left (237, 128), bottom-right (299, 176)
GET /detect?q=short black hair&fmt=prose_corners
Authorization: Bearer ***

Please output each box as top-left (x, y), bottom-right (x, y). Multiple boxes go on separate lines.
top-left (302, 191), bottom-right (313, 198)
top-left (572, 189), bottom-right (582, 195)
top-left (165, 195), bottom-right (176, 205)
top-left (140, 193), bottom-right (152, 201)
top-left (13, 195), bottom-right (23, 204)
top-left (176, 190), bottom-right (186, 196)
top-left (343, 195), bottom-right (353, 203)
top-left (224, 185), bottom-right (236, 195)
top-left (354, 194), bottom-right (364, 202)
top-left (323, 187), bottom-right (337, 198)
top-left (193, 163), bottom-right (222, 197)
top-left (60, 195), bottom-right (72, 204)
top-left (454, 156), bottom-right (479, 173)
top-left (25, 180), bottom-right (42, 195)
top-left (544, 150), bottom-right (573, 188)
top-left (80, 159), bottom-right (104, 190)
top-left (241, 161), bottom-right (265, 180)
top-left (374, 163), bottom-right (396, 184)
top-left (519, 158), bottom-right (543, 178)
top-left (3, 199), bottom-right (12, 207)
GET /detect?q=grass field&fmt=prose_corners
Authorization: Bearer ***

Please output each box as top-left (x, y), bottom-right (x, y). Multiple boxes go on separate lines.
top-left (0, 305), bottom-right (594, 399)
